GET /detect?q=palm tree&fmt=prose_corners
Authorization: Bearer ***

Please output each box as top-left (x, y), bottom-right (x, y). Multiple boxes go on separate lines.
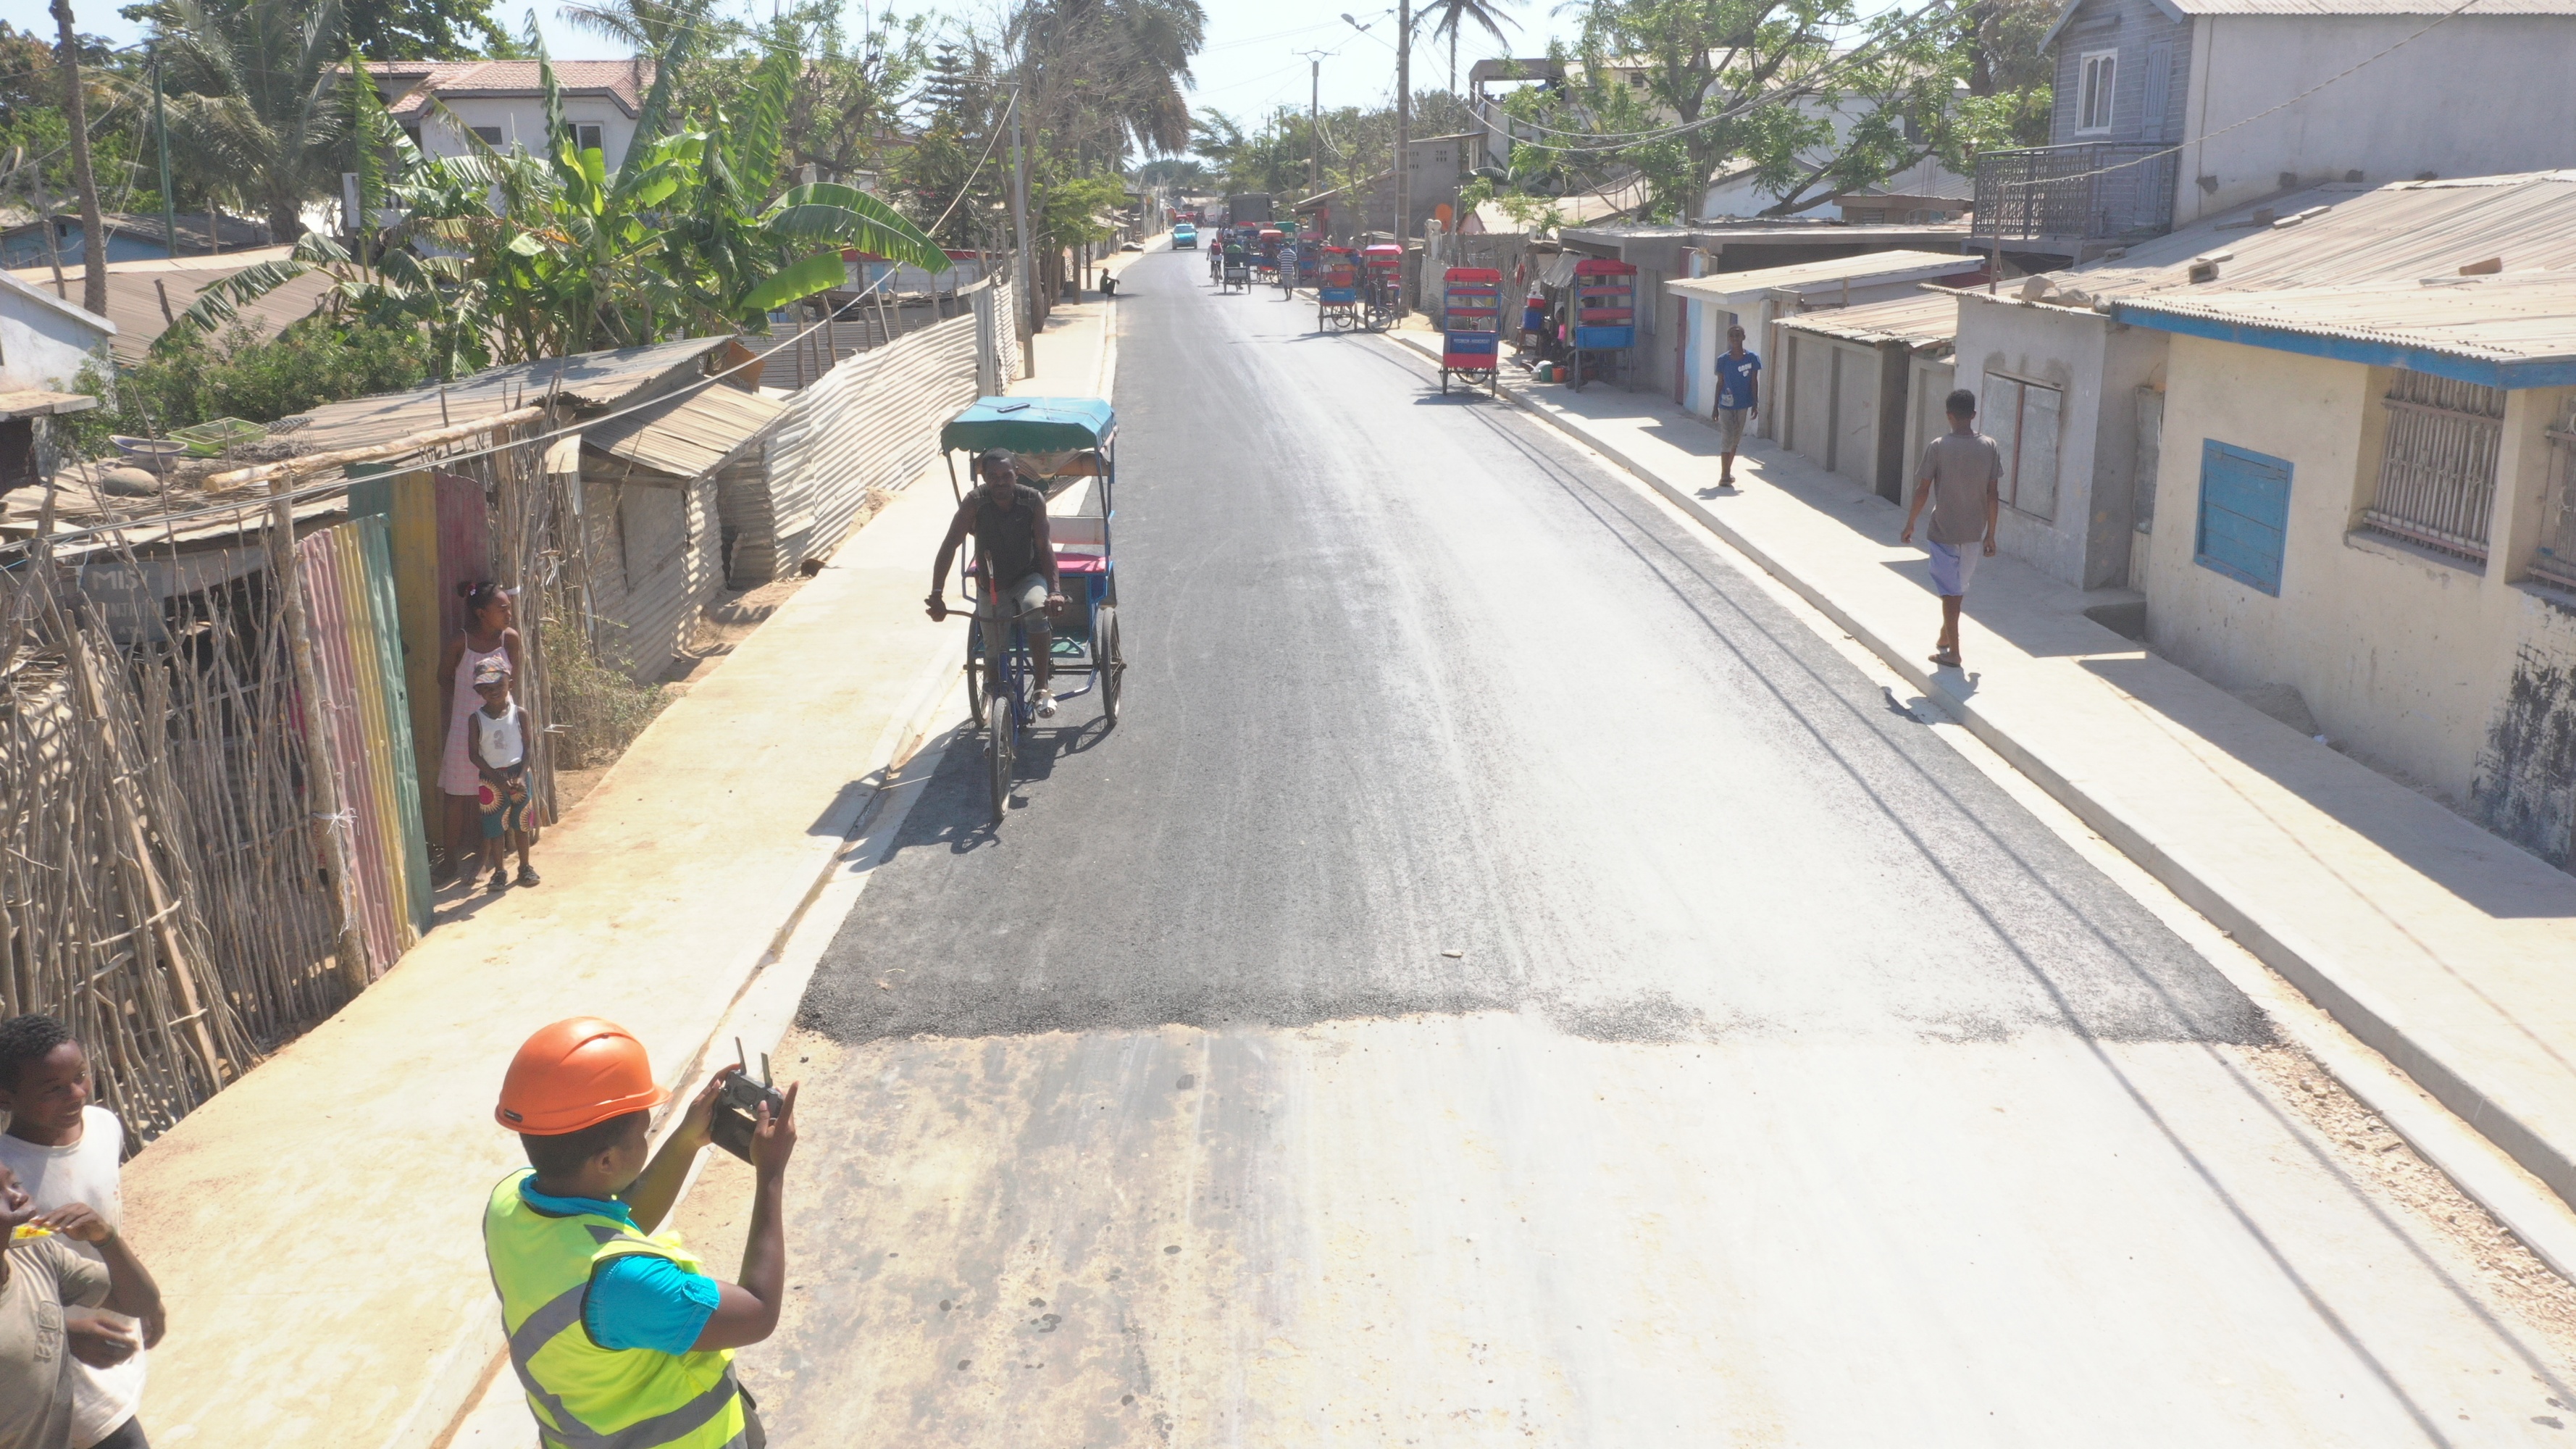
top-left (148, 0), bottom-right (348, 243)
top-left (559, 0), bottom-right (739, 54)
top-left (1013, 0), bottom-right (1206, 163)
top-left (1416, 0), bottom-right (1518, 94)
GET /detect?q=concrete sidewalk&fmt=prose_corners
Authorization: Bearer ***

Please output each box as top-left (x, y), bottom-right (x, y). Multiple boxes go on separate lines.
top-left (120, 288), bottom-right (1122, 1449)
top-left (1385, 322), bottom-right (2576, 1239)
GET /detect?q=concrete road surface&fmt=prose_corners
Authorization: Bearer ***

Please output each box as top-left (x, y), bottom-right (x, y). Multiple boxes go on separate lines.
top-left (670, 249), bottom-right (2576, 1446)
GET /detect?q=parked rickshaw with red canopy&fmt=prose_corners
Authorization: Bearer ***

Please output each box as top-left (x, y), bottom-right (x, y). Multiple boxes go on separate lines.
top-left (1360, 243), bottom-right (1404, 330)
top-left (1315, 246), bottom-right (1360, 330)
top-left (1438, 267), bottom-right (1503, 396)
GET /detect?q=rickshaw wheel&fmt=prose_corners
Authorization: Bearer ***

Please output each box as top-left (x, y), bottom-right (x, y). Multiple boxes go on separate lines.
top-left (965, 648), bottom-right (987, 726)
top-left (1097, 606), bottom-right (1124, 726)
top-left (985, 690), bottom-right (1015, 822)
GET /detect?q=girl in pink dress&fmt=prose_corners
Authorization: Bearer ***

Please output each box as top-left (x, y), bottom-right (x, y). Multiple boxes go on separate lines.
top-left (436, 583), bottom-right (522, 883)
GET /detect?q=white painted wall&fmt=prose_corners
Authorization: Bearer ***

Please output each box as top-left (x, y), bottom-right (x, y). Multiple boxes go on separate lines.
top-left (415, 99), bottom-right (640, 171)
top-left (2176, 16), bottom-right (2576, 227)
top-left (0, 271), bottom-right (114, 392)
top-left (2141, 333), bottom-right (2576, 856)
top-left (1678, 276), bottom-right (1967, 427)
top-left (1699, 95), bottom-right (1973, 220)
top-left (1953, 293), bottom-right (2167, 589)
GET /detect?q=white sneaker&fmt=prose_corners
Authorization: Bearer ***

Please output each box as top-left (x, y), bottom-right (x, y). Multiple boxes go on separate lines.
top-left (1034, 689), bottom-right (1058, 719)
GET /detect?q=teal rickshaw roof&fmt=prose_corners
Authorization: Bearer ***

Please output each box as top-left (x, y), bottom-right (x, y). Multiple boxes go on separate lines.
top-left (940, 396), bottom-right (1116, 455)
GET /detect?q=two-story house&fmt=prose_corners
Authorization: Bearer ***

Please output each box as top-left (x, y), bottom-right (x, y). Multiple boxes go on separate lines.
top-left (1976, 0), bottom-right (2576, 261)
top-left (362, 60), bottom-right (657, 171)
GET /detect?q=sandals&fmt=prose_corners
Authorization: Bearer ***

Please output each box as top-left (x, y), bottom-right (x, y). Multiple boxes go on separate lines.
top-left (516, 864), bottom-right (541, 888)
top-left (487, 868), bottom-right (510, 894)
top-left (1930, 648), bottom-right (1963, 669)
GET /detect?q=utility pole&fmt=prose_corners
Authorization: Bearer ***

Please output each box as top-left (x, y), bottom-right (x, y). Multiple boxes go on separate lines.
top-left (1394, 0), bottom-right (1411, 309)
top-left (1005, 81), bottom-right (1037, 379)
top-left (49, 0), bottom-right (106, 317)
top-left (1297, 51), bottom-right (1326, 204)
top-left (152, 45), bottom-right (177, 272)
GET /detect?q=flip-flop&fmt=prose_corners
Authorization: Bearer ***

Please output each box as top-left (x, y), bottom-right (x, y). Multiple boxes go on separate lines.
top-left (1931, 649), bottom-right (1962, 668)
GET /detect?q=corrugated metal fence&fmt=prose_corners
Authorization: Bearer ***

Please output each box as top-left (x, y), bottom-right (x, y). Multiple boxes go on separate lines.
top-left (731, 277), bottom-right (1012, 584)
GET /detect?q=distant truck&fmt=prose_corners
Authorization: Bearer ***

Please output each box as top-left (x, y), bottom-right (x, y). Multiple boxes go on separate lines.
top-left (1224, 193), bottom-right (1272, 226)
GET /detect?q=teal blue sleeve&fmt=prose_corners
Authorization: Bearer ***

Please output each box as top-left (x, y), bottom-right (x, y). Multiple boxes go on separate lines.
top-left (585, 1255), bottom-right (722, 1354)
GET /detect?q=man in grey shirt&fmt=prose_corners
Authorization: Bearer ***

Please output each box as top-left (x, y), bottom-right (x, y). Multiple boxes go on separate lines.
top-left (1899, 388), bottom-right (2002, 669)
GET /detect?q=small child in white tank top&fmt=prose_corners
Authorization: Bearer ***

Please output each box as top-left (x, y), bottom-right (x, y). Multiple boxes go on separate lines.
top-left (467, 654), bottom-right (539, 891)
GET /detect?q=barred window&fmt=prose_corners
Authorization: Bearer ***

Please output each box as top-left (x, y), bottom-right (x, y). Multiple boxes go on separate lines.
top-left (2367, 371), bottom-right (2504, 562)
top-left (2535, 400), bottom-right (2576, 593)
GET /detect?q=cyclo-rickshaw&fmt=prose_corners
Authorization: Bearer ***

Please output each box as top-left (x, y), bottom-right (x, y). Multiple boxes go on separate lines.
top-left (938, 398), bottom-right (1129, 822)
top-left (1360, 243), bottom-right (1404, 330)
top-left (1316, 247), bottom-right (1360, 331)
top-left (1438, 267), bottom-right (1503, 396)
top-left (1253, 228), bottom-right (1285, 285)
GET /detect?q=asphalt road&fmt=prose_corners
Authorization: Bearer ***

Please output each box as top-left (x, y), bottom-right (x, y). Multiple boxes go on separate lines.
top-left (685, 247), bottom-right (2576, 1446)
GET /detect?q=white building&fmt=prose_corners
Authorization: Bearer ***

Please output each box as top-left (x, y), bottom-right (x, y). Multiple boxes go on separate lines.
top-left (2112, 274), bottom-right (2576, 867)
top-left (364, 60), bottom-right (656, 171)
top-left (0, 268), bottom-right (114, 393)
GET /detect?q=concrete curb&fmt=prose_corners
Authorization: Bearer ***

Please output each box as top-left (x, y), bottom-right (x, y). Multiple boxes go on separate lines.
top-left (1380, 327), bottom-right (2576, 1282)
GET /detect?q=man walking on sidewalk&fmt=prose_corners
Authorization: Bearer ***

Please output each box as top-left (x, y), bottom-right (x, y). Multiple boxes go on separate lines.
top-left (1899, 388), bottom-right (2003, 670)
top-left (485, 1019), bottom-right (799, 1449)
top-left (1713, 325), bottom-right (1760, 488)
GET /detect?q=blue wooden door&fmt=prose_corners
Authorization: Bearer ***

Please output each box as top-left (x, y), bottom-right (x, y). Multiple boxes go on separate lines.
top-left (2194, 440), bottom-right (2292, 595)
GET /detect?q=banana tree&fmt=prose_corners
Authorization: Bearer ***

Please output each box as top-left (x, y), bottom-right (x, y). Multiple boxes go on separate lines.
top-left (164, 34), bottom-right (948, 368)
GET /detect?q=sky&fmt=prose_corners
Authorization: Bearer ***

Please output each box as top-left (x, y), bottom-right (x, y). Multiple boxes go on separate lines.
top-left (9, 0), bottom-right (1566, 140)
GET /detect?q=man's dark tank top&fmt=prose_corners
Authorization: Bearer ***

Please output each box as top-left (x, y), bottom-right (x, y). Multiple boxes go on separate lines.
top-left (974, 483), bottom-right (1047, 584)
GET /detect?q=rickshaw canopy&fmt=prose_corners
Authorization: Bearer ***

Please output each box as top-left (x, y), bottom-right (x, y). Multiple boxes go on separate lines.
top-left (940, 396), bottom-right (1116, 456)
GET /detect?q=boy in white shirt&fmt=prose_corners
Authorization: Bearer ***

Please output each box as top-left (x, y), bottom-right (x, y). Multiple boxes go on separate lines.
top-left (466, 654), bottom-right (540, 893)
top-left (0, 1014), bottom-right (167, 1449)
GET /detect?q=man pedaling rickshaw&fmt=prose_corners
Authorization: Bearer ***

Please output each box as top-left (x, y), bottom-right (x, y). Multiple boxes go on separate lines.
top-left (928, 449), bottom-right (1066, 719)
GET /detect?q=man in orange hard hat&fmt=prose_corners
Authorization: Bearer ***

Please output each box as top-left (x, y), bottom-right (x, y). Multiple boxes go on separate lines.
top-left (483, 1019), bottom-right (798, 1449)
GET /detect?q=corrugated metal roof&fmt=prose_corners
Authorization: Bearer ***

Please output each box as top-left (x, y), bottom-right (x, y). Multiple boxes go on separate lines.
top-left (2172, 0), bottom-right (2576, 13)
top-left (1668, 250), bottom-right (1986, 304)
top-left (581, 383), bottom-right (785, 482)
top-left (1776, 291), bottom-right (1962, 351)
top-left (2115, 272), bottom-right (2576, 364)
top-left (2043, 0), bottom-right (2576, 49)
top-left (2049, 171), bottom-right (2576, 300)
top-left (62, 264), bottom-right (338, 364)
top-left (280, 337), bottom-right (727, 454)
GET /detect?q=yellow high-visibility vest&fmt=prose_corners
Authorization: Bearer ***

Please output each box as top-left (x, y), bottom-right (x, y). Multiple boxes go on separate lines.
top-left (481, 1171), bottom-right (749, 1449)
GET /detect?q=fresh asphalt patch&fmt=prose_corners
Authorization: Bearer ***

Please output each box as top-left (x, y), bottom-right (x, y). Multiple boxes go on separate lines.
top-left (797, 251), bottom-right (2270, 1053)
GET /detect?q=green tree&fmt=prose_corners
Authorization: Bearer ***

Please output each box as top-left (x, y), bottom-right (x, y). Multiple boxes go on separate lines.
top-left (172, 38), bottom-right (952, 366)
top-left (1416, 0), bottom-right (1518, 95)
top-left (344, 0), bottom-right (519, 59)
top-left (143, 0), bottom-right (348, 241)
top-left (1545, 0), bottom-right (1996, 221)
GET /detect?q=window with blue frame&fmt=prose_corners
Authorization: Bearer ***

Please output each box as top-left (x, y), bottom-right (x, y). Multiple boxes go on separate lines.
top-left (2194, 440), bottom-right (2292, 596)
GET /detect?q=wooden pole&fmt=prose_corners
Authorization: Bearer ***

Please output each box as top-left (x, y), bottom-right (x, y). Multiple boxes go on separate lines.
top-left (49, 0), bottom-right (108, 317)
top-left (267, 482), bottom-right (372, 992)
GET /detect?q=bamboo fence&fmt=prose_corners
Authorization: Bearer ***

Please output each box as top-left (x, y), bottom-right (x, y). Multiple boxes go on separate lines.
top-left (0, 410), bottom-right (601, 1143)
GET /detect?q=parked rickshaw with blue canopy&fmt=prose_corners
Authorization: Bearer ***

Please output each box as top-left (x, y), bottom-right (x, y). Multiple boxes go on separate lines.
top-left (937, 396), bottom-right (1128, 822)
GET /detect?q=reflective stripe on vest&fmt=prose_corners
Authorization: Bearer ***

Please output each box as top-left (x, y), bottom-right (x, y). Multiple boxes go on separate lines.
top-left (482, 1171), bottom-right (750, 1449)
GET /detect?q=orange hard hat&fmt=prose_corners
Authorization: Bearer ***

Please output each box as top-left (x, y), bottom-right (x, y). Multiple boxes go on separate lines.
top-left (495, 1018), bottom-right (669, 1135)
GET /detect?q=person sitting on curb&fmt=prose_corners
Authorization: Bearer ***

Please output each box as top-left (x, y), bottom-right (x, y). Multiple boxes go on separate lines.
top-left (1713, 325), bottom-right (1760, 489)
top-left (485, 1019), bottom-right (799, 1449)
top-left (466, 656), bottom-right (539, 893)
top-left (1898, 388), bottom-right (2004, 671)
top-left (2, 1156), bottom-right (162, 1449)
top-left (0, 1016), bottom-right (167, 1449)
